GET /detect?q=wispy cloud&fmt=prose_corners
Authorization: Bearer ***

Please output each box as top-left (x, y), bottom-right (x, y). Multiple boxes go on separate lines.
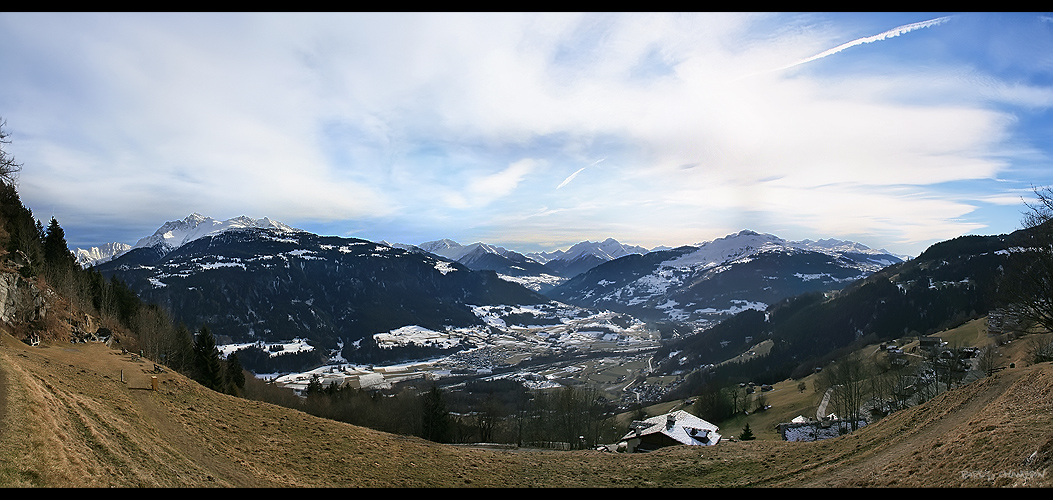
top-left (445, 158), bottom-right (540, 209)
top-left (0, 12), bottom-right (1049, 256)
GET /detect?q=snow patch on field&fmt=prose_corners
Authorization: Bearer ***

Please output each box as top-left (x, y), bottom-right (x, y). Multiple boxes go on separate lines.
top-left (217, 338), bottom-right (314, 359)
top-left (496, 273), bottom-right (566, 291)
top-left (373, 325), bottom-right (461, 349)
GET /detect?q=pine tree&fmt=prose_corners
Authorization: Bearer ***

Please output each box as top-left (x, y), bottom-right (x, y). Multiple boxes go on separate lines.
top-left (43, 216), bottom-right (76, 273)
top-left (739, 422), bottom-right (756, 441)
top-left (0, 183), bottom-right (42, 272)
top-left (420, 384), bottom-right (451, 443)
top-left (193, 326), bottom-right (224, 392)
top-left (225, 351), bottom-right (247, 397)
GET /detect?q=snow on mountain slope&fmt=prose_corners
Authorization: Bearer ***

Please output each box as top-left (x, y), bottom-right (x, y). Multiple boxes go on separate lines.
top-left (660, 230), bottom-right (789, 270)
top-left (418, 239), bottom-right (519, 263)
top-left (561, 238), bottom-right (650, 262)
top-left (131, 213), bottom-right (298, 254)
top-left (527, 238), bottom-right (649, 264)
top-left (97, 225), bottom-right (552, 366)
top-left (417, 238), bottom-right (565, 292)
top-left (663, 230), bottom-right (902, 274)
top-left (75, 242), bottom-right (132, 268)
top-left (547, 230), bottom-right (905, 327)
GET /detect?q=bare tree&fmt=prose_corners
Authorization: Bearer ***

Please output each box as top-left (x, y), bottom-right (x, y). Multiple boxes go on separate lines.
top-left (820, 352), bottom-right (870, 432)
top-left (0, 118), bottom-right (23, 186)
top-left (978, 343), bottom-right (1001, 376)
top-left (1026, 335), bottom-right (1053, 364)
top-left (1002, 186), bottom-right (1053, 334)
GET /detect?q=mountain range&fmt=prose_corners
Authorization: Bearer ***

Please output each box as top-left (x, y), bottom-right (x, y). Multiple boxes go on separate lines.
top-left (86, 214), bottom-right (907, 372)
top-left (78, 224), bottom-right (653, 291)
top-left (403, 237), bottom-right (658, 292)
top-left (544, 230), bottom-right (905, 328)
top-left (413, 239), bottom-right (563, 292)
top-left (527, 238), bottom-right (652, 278)
top-left (93, 215), bottom-right (548, 365)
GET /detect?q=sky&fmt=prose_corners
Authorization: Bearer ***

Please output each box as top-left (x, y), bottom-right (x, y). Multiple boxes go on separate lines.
top-left (1, 12), bottom-right (1052, 258)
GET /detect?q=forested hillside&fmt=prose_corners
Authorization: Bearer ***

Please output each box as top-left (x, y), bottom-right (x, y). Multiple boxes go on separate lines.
top-left (652, 230), bottom-right (1034, 400)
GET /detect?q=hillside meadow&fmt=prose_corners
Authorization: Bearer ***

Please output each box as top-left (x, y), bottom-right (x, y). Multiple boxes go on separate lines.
top-left (2, 324), bottom-right (1051, 488)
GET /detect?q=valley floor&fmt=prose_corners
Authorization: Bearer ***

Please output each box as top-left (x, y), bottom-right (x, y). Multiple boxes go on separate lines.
top-left (1, 329), bottom-right (1051, 488)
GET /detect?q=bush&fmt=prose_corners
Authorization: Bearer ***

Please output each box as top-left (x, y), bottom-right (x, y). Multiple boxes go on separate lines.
top-left (1028, 336), bottom-right (1053, 364)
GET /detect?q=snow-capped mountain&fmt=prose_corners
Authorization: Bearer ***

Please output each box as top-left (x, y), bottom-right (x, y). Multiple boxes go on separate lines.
top-left (529, 238), bottom-right (651, 278)
top-left (131, 213), bottom-right (298, 255)
top-left (793, 238), bottom-right (911, 266)
top-left (546, 230), bottom-right (905, 328)
top-left (528, 238), bottom-right (650, 264)
top-left (650, 229), bottom-right (1022, 378)
top-left (662, 230), bottom-right (902, 275)
top-left (416, 239), bottom-right (565, 292)
top-left (419, 239), bottom-right (513, 263)
top-left (96, 216), bottom-right (549, 365)
top-left (74, 242), bottom-right (132, 268)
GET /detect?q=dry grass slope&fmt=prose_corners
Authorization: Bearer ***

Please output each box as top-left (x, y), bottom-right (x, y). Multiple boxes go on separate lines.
top-left (2, 327), bottom-right (1051, 488)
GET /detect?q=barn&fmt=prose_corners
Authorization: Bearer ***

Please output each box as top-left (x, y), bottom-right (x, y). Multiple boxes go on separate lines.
top-left (619, 410), bottom-right (721, 453)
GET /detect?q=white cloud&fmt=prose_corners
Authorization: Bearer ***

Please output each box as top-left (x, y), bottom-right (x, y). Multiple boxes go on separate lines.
top-left (445, 158), bottom-right (540, 209)
top-left (1, 12), bottom-right (1048, 257)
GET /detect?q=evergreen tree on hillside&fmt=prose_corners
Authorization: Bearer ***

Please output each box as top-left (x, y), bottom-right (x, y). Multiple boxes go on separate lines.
top-left (739, 423), bottom-right (755, 441)
top-left (193, 325), bottom-right (224, 392)
top-left (224, 351), bottom-right (246, 396)
top-left (420, 384), bottom-right (451, 443)
top-left (0, 183), bottom-right (42, 271)
top-left (43, 216), bottom-right (76, 272)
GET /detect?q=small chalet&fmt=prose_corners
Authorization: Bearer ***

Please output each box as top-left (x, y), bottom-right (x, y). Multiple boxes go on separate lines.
top-left (619, 410), bottom-right (721, 453)
top-left (918, 335), bottom-right (945, 356)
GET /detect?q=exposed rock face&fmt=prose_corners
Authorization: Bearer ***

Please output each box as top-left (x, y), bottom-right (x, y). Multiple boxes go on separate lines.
top-left (0, 272), bottom-right (49, 325)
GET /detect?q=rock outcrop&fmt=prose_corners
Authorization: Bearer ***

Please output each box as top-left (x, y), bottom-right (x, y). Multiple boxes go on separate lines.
top-left (0, 271), bottom-right (49, 325)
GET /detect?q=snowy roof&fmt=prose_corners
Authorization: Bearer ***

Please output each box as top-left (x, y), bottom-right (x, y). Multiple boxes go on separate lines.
top-left (622, 410), bottom-right (721, 446)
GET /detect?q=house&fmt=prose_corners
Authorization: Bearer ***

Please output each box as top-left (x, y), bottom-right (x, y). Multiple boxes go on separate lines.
top-left (618, 410), bottom-right (721, 453)
top-left (918, 335), bottom-right (945, 356)
top-left (777, 414), bottom-right (868, 442)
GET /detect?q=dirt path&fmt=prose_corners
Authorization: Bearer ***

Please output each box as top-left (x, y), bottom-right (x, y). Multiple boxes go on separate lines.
top-left (816, 387), bottom-right (832, 419)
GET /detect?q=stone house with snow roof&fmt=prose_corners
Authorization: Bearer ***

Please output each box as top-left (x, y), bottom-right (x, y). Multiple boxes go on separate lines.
top-left (618, 410), bottom-right (721, 453)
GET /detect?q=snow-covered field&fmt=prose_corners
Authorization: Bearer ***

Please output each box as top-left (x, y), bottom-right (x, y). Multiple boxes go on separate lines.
top-left (496, 272), bottom-right (567, 291)
top-left (217, 338), bottom-right (315, 358)
top-left (233, 301), bottom-right (662, 396)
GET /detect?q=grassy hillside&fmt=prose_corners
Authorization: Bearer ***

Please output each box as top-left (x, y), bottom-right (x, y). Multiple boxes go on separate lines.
top-left (2, 323), bottom-right (1051, 487)
top-left (627, 316), bottom-right (1049, 443)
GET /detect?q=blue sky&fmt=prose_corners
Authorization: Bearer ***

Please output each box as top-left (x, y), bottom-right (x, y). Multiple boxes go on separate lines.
top-left (1, 12), bottom-right (1051, 258)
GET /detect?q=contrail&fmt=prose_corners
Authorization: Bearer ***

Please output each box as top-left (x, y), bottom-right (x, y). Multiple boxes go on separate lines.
top-left (556, 158), bottom-right (605, 189)
top-left (556, 167), bottom-right (587, 189)
top-left (781, 16), bottom-right (952, 71)
top-left (742, 16), bottom-right (953, 79)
